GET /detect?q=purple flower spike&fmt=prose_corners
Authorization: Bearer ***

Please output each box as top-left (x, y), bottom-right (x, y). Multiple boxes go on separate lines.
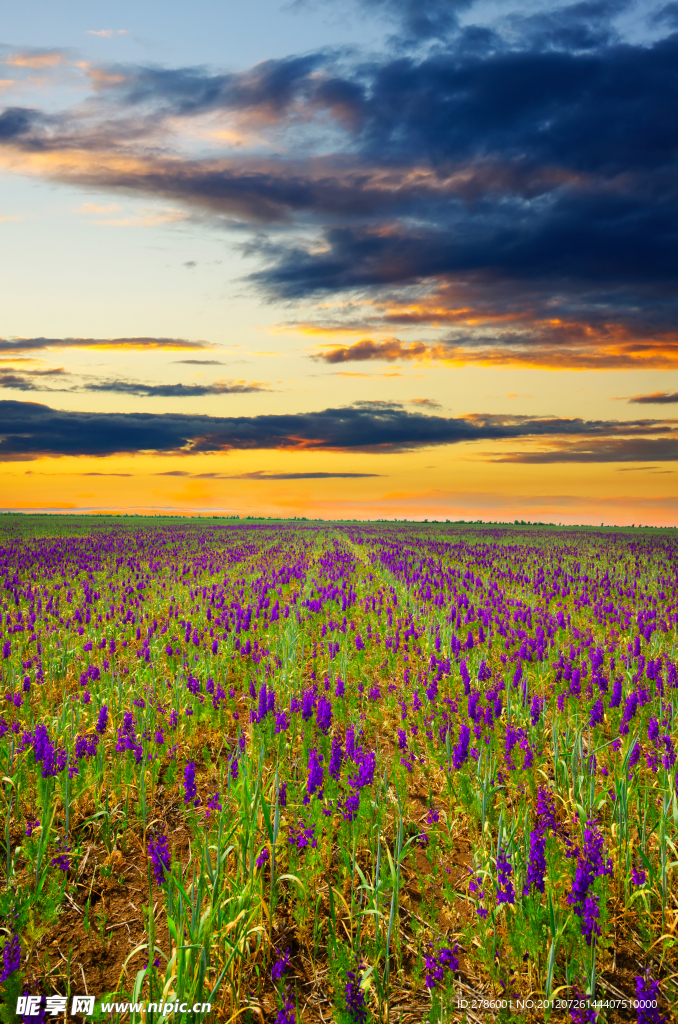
top-left (344, 967), bottom-right (368, 1024)
top-left (271, 947), bottom-right (290, 982)
top-left (183, 761), bottom-right (199, 806)
top-left (1, 933), bottom-right (21, 981)
top-left (496, 846), bottom-right (515, 905)
top-left (635, 973), bottom-right (667, 1024)
top-left (148, 830), bottom-right (171, 885)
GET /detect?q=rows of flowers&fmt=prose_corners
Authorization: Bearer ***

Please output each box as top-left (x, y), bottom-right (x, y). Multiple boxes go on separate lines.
top-left (0, 520), bottom-right (675, 1022)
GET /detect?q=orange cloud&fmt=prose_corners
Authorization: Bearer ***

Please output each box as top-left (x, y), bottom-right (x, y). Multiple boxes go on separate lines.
top-left (5, 51), bottom-right (65, 68)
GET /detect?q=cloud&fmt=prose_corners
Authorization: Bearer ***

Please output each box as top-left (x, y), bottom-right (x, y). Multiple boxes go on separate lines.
top-left (494, 438), bottom-right (678, 463)
top-left (0, 370), bottom-right (266, 398)
top-left (305, 318), bottom-right (678, 371)
top-left (628, 392), bottom-right (678, 404)
top-left (225, 470), bottom-right (381, 479)
top-left (174, 359), bottom-right (225, 365)
top-left (0, 107), bottom-right (40, 139)
top-left (5, 51), bottom-right (65, 69)
top-left (79, 202), bottom-right (121, 213)
top-left (0, 398), bottom-right (673, 460)
top-left (0, 368), bottom-right (68, 391)
top-left (0, 336), bottom-right (210, 353)
top-left (156, 469), bottom-right (381, 479)
top-left (316, 338), bottom-right (427, 363)
top-left (80, 378), bottom-right (266, 397)
top-left (409, 397), bottom-right (441, 408)
top-left (348, 0), bottom-right (478, 41)
top-left (0, 5), bottom-right (677, 369)
top-left (86, 30), bottom-right (129, 38)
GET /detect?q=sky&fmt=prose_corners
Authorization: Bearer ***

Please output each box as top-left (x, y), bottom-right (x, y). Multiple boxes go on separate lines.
top-left (0, 0), bottom-right (677, 524)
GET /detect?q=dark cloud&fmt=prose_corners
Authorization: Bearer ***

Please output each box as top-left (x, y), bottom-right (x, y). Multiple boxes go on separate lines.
top-left (174, 359), bottom-right (225, 365)
top-left (0, 371), bottom-right (263, 397)
top-left (505, 1), bottom-right (626, 52)
top-left (0, 399), bottom-right (673, 460)
top-left (317, 339), bottom-right (427, 363)
top-left (0, 4), bottom-right (677, 365)
top-left (225, 470), bottom-right (381, 479)
top-left (101, 54), bottom-right (324, 118)
top-left (0, 107), bottom-right (39, 139)
top-left (356, 0), bottom-right (477, 41)
top-left (0, 369), bottom-right (68, 391)
top-left (650, 3), bottom-right (678, 28)
top-left (156, 469), bottom-right (381, 479)
top-left (0, 337), bottom-right (210, 352)
top-left (628, 392), bottom-right (678, 404)
top-left (495, 438), bottom-right (678, 463)
top-left (409, 398), bottom-right (441, 409)
top-left (81, 379), bottom-right (265, 397)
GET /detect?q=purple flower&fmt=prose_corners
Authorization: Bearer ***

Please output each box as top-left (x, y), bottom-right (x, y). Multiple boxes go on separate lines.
top-left (205, 791), bottom-right (222, 819)
top-left (496, 846), bottom-right (515, 905)
top-left (301, 689), bottom-right (315, 721)
top-left (634, 973), bottom-right (666, 1024)
top-left (620, 692), bottom-right (639, 735)
top-left (184, 761), bottom-right (199, 806)
top-left (589, 699), bottom-right (604, 727)
top-left (271, 947), bottom-right (290, 982)
top-left (354, 749), bottom-right (376, 789)
top-left (1, 933), bottom-right (21, 981)
top-left (50, 841), bottom-right (71, 873)
top-left (274, 711), bottom-right (290, 734)
top-left (255, 847), bottom-right (270, 869)
top-left (329, 735), bottom-right (343, 780)
top-left (148, 830), bottom-right (171, 885)
top-left (648, 717), bottom-right (660, 743)
top-left (524, 827), bottom-right (546, 894)
top-left (632, 863), bottom-right (646, 886)
top-left (530, 695), bottom-right (542, 726)
top-left (342, 791), bottom-right (360, 823)
top-left (568, 819), bottom-right (613, 945)
top-left (536, 787), bottom-right (558, 833)
top-left (424, 944), bottom-right (459, 988)
top-left (452, 724), bottom-right (470, 770)
top-left (278, 780), bottom-right (287, 807)
top-left (306, 748), bottom-right (324, 798)
top-left (568, 990), bottom-right (598, 1023)
top-left (288, 821), bottom-right (317, 849)
top-left (344, 967), bottom-right (368, 1024)
top-left (316, 694), bottom-right (333, 734)
top-left (275, 988), bottom-right (296, 1024)
top-left (662, 734), bottom-right (676, 769)
top-left (609, 678), bottom-right (622, 708)
top-left (468, 867), bottom-right (487, 917)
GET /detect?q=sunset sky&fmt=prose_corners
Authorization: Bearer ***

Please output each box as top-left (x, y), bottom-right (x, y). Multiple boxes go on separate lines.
top-left (1, 0), bottom-right (677, 523)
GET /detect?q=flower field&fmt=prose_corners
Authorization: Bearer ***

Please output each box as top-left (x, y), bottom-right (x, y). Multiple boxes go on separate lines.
top-left (0, 517), bottom-right (676, 1024)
